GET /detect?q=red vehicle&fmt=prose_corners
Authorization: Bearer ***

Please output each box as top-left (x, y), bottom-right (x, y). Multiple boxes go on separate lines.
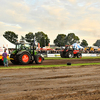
top-left (60, 45), bottom-right (82, 58)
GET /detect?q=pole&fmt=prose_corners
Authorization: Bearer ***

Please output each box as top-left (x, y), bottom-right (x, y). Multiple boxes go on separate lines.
top-left (33, 34), bottom-right (35, 56)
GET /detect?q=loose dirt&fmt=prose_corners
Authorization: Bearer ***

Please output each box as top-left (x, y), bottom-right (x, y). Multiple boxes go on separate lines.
top-left (0, 58), bottom-right (100, 100)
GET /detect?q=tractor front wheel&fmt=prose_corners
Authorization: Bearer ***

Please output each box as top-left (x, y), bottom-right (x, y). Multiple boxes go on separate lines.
top-left (18, 52), bottom-right (31, 65)
top-left (35, 55), bottom-right (43, 64)
top-left (77, 53), bottom-right (82, 58)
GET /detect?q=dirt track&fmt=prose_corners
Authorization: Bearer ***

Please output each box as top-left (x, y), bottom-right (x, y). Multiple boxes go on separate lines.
top-left (0, 58), bottom-right (100, 100)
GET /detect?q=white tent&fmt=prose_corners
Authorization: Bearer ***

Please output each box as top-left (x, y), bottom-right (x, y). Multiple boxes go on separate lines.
top-left (0, 35), bottom-right (15, 48)
top-left (0, 35), bottom-right (15, 55)
top-left (72, 43), bottom-right (83, 49)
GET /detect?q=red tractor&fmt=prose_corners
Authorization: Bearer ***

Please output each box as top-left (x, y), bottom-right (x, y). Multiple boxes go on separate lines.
top-left (60, 45), bottom-right (82, 58)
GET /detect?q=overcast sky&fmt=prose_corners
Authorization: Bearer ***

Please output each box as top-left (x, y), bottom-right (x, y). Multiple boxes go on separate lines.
top-left (0, 0), bottom-right (100, 46)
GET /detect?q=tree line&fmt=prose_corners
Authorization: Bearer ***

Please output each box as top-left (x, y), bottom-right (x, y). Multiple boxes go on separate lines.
top-left (3, 31), bottom-right (100, 47)
top-left (3, 31), bottom-right (50, 48)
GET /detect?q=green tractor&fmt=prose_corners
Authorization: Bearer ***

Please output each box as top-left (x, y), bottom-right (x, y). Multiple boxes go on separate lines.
top-left (10, 42), bottom-right (44, 65)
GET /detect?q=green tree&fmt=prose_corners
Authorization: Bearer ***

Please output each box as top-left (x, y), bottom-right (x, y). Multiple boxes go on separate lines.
top-left (54, 34), bottom-right (66, 47)
top-left (35, 31), bottom-right (50, 47)
top-left (80, 39), bottom-right (88, 47)
top-left (25, 32), bottom-right (35, 43)
top-left (65, 33), bottom-right (80, 45)
top-left (3, 31), bottom-right (18, 44)
top-left (93, 40), bottom-right (100, 47)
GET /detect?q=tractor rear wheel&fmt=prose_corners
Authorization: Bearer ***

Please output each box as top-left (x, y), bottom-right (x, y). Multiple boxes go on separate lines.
top-left (18, 52), bottom-right (31, 65)
top-left (35, 55), bottom-right (43, 64)
top-left (67, 51), bottom-right (74, 58)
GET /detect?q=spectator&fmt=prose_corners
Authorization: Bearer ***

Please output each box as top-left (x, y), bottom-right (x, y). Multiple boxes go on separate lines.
top-left (2, 49), bottom-right (8, 67)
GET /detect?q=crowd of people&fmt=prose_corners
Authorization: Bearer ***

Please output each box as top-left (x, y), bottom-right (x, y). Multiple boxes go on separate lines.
top-left (37, 47), bottom-right (100, 55)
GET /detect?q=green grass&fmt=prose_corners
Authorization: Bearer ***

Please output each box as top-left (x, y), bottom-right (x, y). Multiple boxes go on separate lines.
top-left (0, 62), bottom-right (100, 70)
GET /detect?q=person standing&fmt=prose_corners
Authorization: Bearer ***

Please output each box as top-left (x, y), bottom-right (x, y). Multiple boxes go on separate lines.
top-left (2, 49), bottom-right (8, 67)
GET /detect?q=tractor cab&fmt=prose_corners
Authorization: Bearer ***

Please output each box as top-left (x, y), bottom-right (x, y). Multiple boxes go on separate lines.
top-left (16, 43), bottom-right (27, 50)
top-left (16, 43), bottom-right (30, 52)
top-left (64, 45), bottom-right (73, 50)
top-left (11, 43), bottom-right (37, 55)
